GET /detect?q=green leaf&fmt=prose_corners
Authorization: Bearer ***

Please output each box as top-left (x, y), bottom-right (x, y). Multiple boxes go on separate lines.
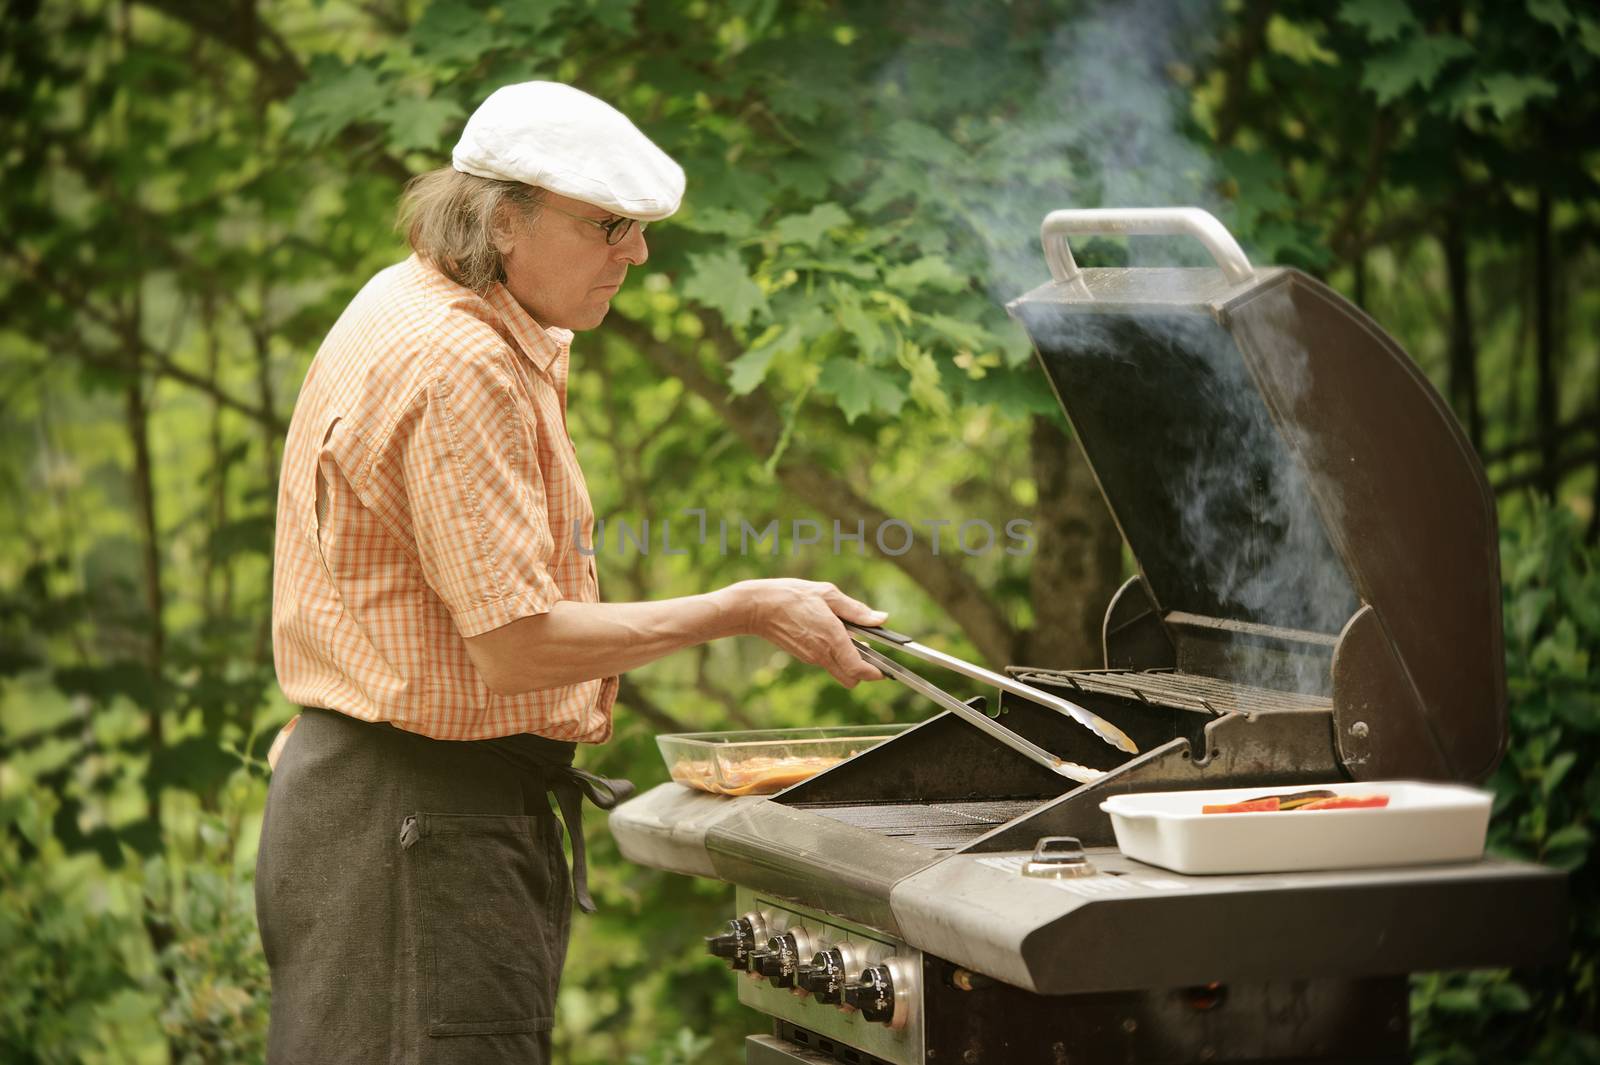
top-left (1527, 0), bottom-right (1572, 32)
top-left (883, 255), bottom-right (968, 295)
top-left (773, 204), bottom-right (851, 249)
top-left (962, 367), bottom-right (1062, 418)
top-left (378, 96), bottom-right (464, 152)
top-left (1266, 16), bottom-right (1337, 65)
top-left (1339, 0), bottom-right (1419, 42)
top-left (502, 0), bottom-right (569, 35)
top-left (413, 0), bottom-right (501, 67)
top-left (1485, 980), bottom-right (1534, 1013)
top-left (682, 249), bottom-right (768, 327)
top-left (1432, 986), bottom-right (1482, 1013)
top-left (1361, 35), bottom-right (1474, 104)
top-left (676, 206), bottom-right (757, 239)
top-left (585, 0), bottom-right (636, 33)
top-left (817, 358), bottom-right (906, 423)
top-left (920, 312), bottom-right (992, 353)
top-left (999, 325), bottom-right (1035, 368)
top-left (727, 333), bottom-right (785, 396)
top-left (897, 341), bottom-right (950, 417)
top-left (1542, 823), bottom-right (1591, 870)
top-left (885, 120), bottom-right (964, 169)
top-left (285, 56), bottom-right (388, 146)
top-left (1542, 750), bottom-right (1578, 796)
top-left (1579, 16), bottom-right (1600, 55)
top-left (726, 310), bottom-right (827, 395)
top-left (832, 285), bottom-right (887, 363)
top-left (1466, 74), bottom-right (1558, 120)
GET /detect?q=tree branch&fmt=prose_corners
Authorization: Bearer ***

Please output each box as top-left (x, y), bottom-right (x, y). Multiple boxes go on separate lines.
top-left (615, 675), bottom-right (690, 734)
top-left (1482, 408), bottom-right (1599, 464)
top-left (3, 247), bottom-right (288, 431)
top-left (135, 0), bottom-right (412, 183)
top-left (1328, 114), bottom-right (1394, 260)
top-left (1494, 446), bottom-right (1600, 496)
top-left (609, 312), bottom-right (1022, 665)
top-left (138, 0), bottom-right (305, 98)
top-left (1213, 0), bottom-right (1272, 147)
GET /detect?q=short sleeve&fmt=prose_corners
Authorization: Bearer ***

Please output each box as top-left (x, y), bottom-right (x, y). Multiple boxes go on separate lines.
top-left (381, 342), bottom-right (562, 637)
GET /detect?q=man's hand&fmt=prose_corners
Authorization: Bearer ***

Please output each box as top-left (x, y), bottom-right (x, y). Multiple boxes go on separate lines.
top-left (723, 579), bottom-right (887, 687)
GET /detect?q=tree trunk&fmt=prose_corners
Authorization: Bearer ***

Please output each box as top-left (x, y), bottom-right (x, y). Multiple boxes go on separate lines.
top-left (1443, 216), bottom-right (1483, 451)
top-left (125, 374), bottom-right (165, 749)
top-left (1019, 417), bottom-right (1122, 669)
top-left (251, 305), bottom-right (279, 665)
top-left (1534, 193), bottom-right (1557, 496)
top-left (202, 296), bottom-right (232, 623)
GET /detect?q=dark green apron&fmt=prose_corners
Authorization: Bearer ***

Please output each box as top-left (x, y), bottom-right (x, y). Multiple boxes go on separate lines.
top-left (254, 707), bottom-right (631, 1064)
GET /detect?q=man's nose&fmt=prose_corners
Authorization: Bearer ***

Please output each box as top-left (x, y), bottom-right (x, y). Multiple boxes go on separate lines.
top-left (616, 224), bottom-right (648, 266)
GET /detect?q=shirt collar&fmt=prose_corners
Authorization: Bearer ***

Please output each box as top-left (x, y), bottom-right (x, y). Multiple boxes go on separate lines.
top-left (484, 281), bottom-right (572, 375)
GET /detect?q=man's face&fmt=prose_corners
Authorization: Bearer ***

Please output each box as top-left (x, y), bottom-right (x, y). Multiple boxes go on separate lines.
top-left (496, 190), bottom-right (648, 331)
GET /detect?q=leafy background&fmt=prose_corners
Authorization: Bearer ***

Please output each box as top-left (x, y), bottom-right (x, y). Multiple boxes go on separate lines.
top-left (1, 0), bottom-right (1597, 1062)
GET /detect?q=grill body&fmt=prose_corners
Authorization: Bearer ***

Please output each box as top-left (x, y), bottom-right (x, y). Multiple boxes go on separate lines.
top-left (609, 210), bottom-right (1565, 1064)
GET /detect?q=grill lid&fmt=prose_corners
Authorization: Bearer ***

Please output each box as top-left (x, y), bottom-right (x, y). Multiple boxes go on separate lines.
top-left (1006, 208), bottom-right (1506, 783)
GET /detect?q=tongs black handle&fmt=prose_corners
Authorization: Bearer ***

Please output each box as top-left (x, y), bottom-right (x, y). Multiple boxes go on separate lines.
top-left (849, 624), bottom-right (914, 645)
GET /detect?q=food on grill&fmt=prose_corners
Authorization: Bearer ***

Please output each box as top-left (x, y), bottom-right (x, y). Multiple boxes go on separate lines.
top-left (1202, 790), bottom-right (1388, 814)
top-left (671, 754), bottom-right (846, 796)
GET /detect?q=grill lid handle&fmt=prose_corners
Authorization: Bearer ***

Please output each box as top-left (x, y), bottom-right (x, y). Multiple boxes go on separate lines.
top-left (1040, 207), bottom-right (1254, 287)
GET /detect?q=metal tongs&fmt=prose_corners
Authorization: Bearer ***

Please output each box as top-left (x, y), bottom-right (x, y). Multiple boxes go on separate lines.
top-left (846, 623), bottom-right (1138, 785)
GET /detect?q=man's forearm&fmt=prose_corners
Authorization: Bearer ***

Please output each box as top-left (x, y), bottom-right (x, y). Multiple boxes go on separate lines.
top-left (465, 588), bottom-right (747, 695)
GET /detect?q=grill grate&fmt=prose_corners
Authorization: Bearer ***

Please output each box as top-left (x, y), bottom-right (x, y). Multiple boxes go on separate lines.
top-left (1008, 667), bottom-right (1332, 715)
top-left (796, 799), bottom-right (1040, 851)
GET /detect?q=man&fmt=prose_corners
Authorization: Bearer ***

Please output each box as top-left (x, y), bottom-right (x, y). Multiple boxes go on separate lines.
top-left (256, 81), bottom-right (885, 1064)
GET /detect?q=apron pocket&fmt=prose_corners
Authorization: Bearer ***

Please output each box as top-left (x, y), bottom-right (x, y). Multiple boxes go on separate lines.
top-left (400, 811), bottom-right (562, 1036)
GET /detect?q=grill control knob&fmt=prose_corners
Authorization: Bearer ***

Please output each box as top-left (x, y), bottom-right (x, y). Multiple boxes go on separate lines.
top-left (801, 947), bottom-right (851, 1004)
top-left (752, 938), bottom-right (785, 982)
top-left (843, 965), bottom-right (897, 1024)
top-left (754, 929), bottom-right (813, 988)
top-left (705, 914), bottom-right (766, 971)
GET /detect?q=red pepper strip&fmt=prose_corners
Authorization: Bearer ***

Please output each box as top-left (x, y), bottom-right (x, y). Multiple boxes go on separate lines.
top-left (1297, 795), bottom-right (1390, 811)
top-left (1201, 797), bottom-right (1281, 814)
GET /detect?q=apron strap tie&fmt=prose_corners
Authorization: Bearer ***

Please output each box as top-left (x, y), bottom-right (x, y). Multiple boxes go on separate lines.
top-left (546, 767), bottom-right (635, 913)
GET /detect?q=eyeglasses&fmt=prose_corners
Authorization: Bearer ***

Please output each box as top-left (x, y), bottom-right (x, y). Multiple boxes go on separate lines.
top-left (539, 202), bottom-right (646, 246)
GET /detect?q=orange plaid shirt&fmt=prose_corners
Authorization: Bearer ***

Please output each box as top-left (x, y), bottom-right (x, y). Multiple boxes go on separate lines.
top-left (271, 254), bottom-right (616, 743)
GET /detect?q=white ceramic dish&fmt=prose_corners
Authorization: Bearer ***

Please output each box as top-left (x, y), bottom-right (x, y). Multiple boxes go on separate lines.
top-left (1099, 780), bottom-right (1492, 875)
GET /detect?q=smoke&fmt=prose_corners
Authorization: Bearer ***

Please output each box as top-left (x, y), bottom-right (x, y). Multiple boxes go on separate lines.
top-left (944, 0), bottom-right (1361, 695)
top-left (1014, 297), bottom-right (1358, 696)
top-left (868, 1), bottom-right (1362, 695)
top-left (965, 0), bottom-right (1228, 304)
top-left (1169, 309), bottom-right (1356, 637)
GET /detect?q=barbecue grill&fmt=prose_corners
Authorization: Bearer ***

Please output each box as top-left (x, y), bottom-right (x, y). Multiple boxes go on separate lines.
top-left (609, 208), bottom-right (1567, 1064)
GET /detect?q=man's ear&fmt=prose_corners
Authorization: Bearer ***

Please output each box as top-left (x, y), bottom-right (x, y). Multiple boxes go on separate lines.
top-left (489, 204), bottom-right (522, 257)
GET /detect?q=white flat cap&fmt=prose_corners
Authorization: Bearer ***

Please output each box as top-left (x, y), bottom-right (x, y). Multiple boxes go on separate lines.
top-left (452, 81), bottom-right (685, 221)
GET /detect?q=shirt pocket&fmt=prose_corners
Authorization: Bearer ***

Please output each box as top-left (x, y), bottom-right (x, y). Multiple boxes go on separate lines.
top-left (399, 811), bottom-right (567, 1036)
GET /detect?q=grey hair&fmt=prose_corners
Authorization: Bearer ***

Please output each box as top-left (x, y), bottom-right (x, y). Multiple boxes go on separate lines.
top-left (397, 167), bottom-right (545, 292)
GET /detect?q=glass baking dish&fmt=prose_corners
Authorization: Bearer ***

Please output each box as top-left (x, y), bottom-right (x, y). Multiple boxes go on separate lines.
top-left (658, 724), bottom-right (911, 796)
